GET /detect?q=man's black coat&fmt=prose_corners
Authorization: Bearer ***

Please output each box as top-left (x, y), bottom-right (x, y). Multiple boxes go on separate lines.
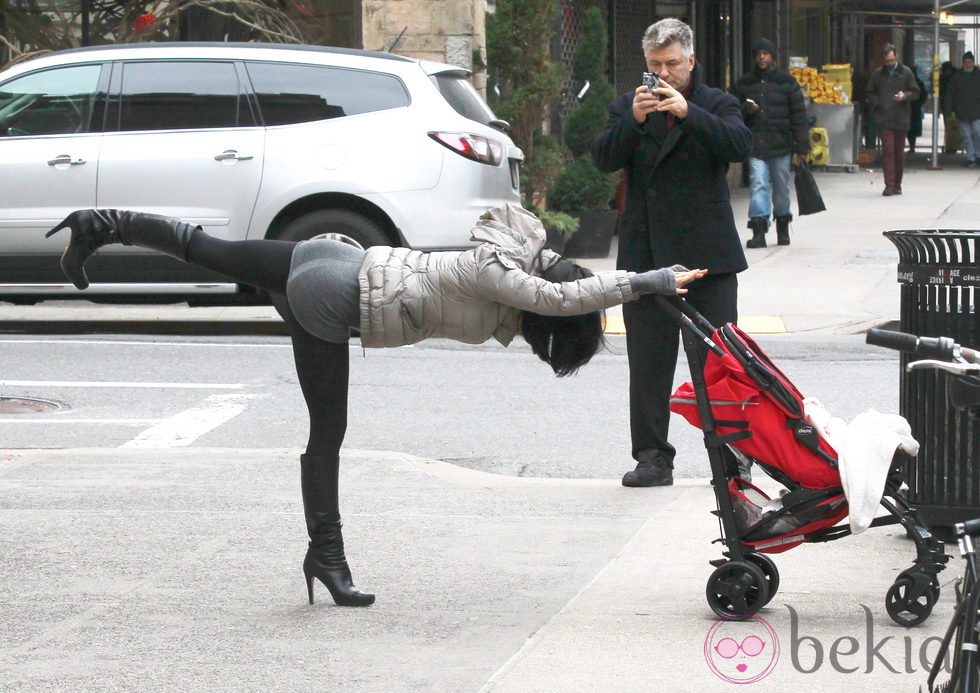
top-left (591, 65), bottom-right (751, 276)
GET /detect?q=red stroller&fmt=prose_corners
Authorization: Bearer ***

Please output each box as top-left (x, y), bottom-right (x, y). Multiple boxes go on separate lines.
top-left (657, 296), bottom-right (948, 626)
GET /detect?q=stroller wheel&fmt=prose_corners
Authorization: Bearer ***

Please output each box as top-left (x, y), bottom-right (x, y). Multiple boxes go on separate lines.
top-left (885, 575), bottom-right (937, 627)
top-left (705, 561), bottom-right (769, 620)
top-left (898, 568), bottom-right (940, 605)
top-left (744, 553), bottom-right (780, 605)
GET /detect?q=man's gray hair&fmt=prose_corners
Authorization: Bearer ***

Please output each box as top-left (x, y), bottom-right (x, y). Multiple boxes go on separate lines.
top-left (642, 18), bottom-right (694, 57)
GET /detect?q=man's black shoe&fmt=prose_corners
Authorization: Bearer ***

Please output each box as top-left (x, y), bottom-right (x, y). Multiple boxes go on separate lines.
top-left (622, 456), bottom-right (673, 487)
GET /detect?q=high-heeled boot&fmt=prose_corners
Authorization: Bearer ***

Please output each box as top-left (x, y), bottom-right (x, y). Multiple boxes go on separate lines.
top-left (45, 209), bottom-right (198, 289)
top-left (301, 454), bottom-right (375, 607)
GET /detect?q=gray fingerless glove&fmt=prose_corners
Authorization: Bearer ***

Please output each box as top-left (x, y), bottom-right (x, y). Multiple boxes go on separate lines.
top-left (628, 264), bottom-right (688, 295)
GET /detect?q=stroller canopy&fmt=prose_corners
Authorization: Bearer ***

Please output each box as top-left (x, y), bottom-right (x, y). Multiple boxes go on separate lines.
top-left (670, 323), bottom-right (841, 490)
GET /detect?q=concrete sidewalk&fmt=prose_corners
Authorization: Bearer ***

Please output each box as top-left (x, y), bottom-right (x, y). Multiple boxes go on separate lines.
top-left (0, 447), bottom-right (959, 692)
top-left (2, 154), bottom-right (978, 692)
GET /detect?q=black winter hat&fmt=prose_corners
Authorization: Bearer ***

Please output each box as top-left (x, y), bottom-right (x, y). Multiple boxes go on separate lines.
top-left (965, 51), bottom-right (975, 61)
top-left (753, 38), bottom-right (776, 57)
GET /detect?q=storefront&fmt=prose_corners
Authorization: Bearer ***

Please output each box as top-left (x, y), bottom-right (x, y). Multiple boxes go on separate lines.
top-left (588, 0), bottom-right (980, 167)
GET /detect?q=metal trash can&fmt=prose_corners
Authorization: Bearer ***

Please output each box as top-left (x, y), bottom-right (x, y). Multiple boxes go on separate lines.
top-left (884, 230), bottom-right (980, 531)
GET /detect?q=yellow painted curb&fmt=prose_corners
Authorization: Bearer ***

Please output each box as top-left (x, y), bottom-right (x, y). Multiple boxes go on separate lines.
top-left (736, 315), bottom-right (786, 334)
top-left (602, 314), bottom-right (786, 335)
top-left (603, 314), bottom-right (626, 335)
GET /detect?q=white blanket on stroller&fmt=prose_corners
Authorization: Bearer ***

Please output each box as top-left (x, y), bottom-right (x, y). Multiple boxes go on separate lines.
top-left (803, 399), bottom-right (920, 534)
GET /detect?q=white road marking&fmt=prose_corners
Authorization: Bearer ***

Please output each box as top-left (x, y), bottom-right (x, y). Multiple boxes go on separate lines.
top-left (0, 338), bottom-right (293, 349)
top-left (0, 380), bottom-right (243, 389)
top-left (0, 419), bottom-right (157, 424)
top-left (121, 394), bottom-right (267, 448)
top-left (0, 339), bottom-right (373, 349)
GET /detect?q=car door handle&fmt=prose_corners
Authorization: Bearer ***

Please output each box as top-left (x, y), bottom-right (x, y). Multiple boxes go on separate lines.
top-left (214, 150), bottom-right (254, 162)
top-left (47, 154), bottom-right (86, 166)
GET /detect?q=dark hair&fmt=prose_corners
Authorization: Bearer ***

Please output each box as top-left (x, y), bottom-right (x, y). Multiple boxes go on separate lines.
top-left (520, 260), bottom-right (606, 377)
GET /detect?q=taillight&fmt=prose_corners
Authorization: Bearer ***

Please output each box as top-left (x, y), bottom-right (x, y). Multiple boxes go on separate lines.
top-left (428, 132), bottom-right (503, 165)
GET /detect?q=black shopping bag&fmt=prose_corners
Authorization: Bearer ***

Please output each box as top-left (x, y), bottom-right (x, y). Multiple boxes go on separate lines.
top-left (794, 163), bottom-right (826, 215)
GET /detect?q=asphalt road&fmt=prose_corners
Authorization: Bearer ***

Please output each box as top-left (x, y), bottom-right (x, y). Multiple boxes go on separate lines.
top-left (1, 331), bottom-right (902, 480)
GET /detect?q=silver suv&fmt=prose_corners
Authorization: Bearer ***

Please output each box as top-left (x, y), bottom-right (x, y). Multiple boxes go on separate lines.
top-left (0, 43), bottom-right (522, 302)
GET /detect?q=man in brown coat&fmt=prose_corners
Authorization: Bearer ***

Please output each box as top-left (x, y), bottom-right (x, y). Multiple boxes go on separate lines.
top-left (867, 44), bottom-right (919, 196)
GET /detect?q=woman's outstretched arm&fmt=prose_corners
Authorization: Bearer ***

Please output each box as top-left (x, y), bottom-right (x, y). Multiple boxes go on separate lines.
top-left (471, 261), bottom-right (706, 316)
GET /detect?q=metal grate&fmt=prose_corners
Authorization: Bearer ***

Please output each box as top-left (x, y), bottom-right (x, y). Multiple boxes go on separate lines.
top-left (611, 0), bottom-right (654, 97)
top-left (556, 0), bottom-right (588, 120)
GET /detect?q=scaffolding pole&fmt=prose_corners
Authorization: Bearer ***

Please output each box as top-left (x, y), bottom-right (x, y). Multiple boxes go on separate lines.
top-left (932, 0), bottom-right (941, 168)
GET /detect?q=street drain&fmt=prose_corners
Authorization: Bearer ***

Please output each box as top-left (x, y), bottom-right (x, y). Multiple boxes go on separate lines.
top-left (0, 397), bottom-right (64, 414)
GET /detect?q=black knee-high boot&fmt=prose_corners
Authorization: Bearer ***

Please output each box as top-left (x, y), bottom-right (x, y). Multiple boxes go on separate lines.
top-left (301, 453), bottom-right (374, 607)
top-left (46, 209), bottom-right (197, 289)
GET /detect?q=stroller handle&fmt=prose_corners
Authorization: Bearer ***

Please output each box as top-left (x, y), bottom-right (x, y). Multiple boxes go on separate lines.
top-left (653, 295), bottom-right (726, 357)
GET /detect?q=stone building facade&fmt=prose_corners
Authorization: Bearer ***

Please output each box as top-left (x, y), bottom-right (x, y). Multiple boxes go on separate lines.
top-left (361, 0), bottom-right (488, 93)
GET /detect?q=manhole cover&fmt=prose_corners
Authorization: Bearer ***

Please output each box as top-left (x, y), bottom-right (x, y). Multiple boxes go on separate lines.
top-left (0, 397), bottom-right (63, 414)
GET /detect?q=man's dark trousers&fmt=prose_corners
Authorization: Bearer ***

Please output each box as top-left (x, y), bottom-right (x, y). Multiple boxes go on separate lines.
top-left (880, 127), bottom-right (908, 190)
top-left (623, 272), bottom-right (738, 463)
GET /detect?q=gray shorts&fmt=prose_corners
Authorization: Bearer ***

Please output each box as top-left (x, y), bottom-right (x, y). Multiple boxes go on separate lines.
top-left (286, 239), bottom-right (365, 343)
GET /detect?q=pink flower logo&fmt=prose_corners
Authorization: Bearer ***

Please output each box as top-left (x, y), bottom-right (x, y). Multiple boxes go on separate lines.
top-left (704, 613), bottom-right (779, 684)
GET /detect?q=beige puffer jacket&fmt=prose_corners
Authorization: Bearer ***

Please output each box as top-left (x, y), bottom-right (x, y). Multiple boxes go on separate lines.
top-left (358, 203), bottom-right (636, 348)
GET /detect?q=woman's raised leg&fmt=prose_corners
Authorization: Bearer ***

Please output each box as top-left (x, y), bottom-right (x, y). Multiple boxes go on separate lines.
top-left (47, 209), bottom-right (296, 293)
top-left (184, 231), bottom-right (295, 295)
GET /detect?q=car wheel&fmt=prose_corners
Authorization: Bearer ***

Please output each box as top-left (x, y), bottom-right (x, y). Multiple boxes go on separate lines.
top-left (277, 209), bottom-right (389, 250)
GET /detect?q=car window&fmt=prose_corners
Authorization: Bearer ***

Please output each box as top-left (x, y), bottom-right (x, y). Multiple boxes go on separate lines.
top-left (0, 64), bottom-right (102, 137)
top-left (118, 61), bottom-right (251, 131)
top-left (430, 73), bottom-right (496, 126)
top-left (245, 62), bottom-right (409, 126)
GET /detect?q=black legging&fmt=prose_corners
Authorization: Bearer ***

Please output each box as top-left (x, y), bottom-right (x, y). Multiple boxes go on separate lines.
top-left (185, 232), bottom-right (349, 461)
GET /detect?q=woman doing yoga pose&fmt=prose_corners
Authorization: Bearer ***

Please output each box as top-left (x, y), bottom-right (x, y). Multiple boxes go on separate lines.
top-left (47, 203), bottom-right (704, 607)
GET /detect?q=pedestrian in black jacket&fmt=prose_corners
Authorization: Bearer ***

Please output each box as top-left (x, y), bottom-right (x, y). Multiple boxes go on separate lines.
top-left (948, 51), bottom-right (980, 167)
top-left (592, 17), bottom-right (751, 487)
top-left (867, 44), bottom-right (919, 195)
top-left (907, 65), bottom-right (928, 154)
top-left (730, 38), bottom-right (810, 248)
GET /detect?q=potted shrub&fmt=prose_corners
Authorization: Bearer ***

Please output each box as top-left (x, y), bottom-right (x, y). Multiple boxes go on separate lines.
top-left (536, 209), bottom-right (580, 254)
top-left (486, 0), bottom-right (565, 207)
top-left (549, 6), bottom-right (619, 258)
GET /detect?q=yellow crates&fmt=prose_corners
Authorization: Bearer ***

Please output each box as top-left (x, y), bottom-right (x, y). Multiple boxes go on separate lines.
top-left (822, 63), bottom-right (853, 79)
top-left (808, 127), bottom-right (829, 165)
top-left (809, 147), bottom-right (830, 166)
top-left (791, 66), bottom-right (848, 104)
top-left (821, 63), bottom-right (853, 100)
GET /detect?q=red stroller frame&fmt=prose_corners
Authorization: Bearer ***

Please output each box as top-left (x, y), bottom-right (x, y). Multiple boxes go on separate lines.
top-left (655, 296), bottom-right (948, 626)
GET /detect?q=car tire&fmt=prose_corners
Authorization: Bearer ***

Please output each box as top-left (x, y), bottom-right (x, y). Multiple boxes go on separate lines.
top-left (277, 209), bottom-right (389, 250)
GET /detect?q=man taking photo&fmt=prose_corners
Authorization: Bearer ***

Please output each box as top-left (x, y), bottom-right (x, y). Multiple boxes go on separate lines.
top-left (592, 17), bottom-right (751, 487)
